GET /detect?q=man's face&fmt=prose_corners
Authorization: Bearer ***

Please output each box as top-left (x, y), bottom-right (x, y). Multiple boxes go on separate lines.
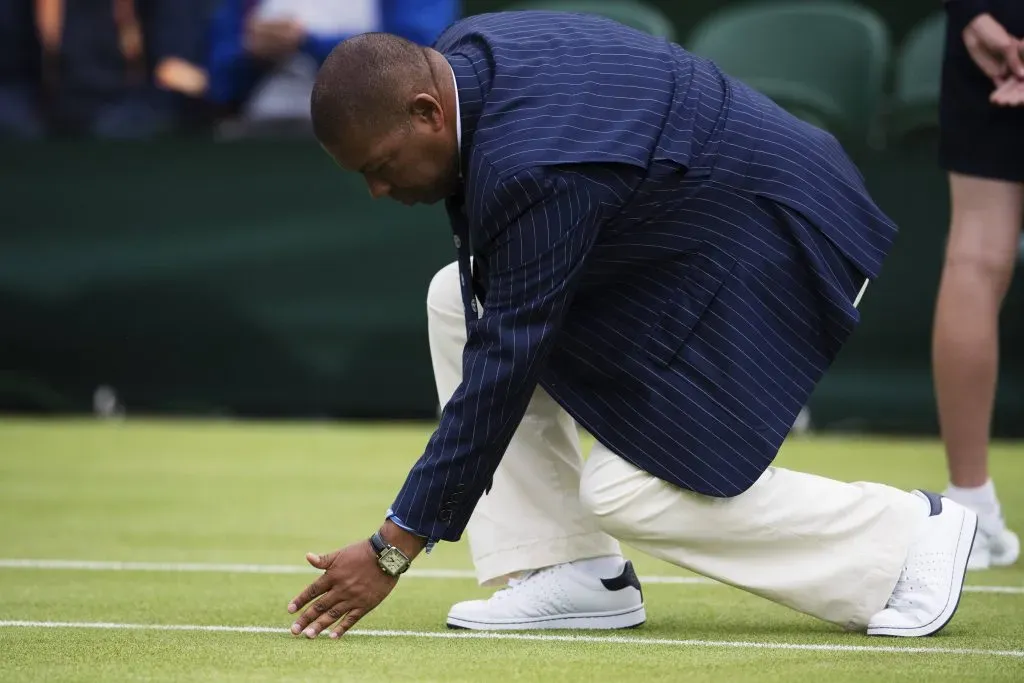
top-left (328, 98), bottom-right (459, 206)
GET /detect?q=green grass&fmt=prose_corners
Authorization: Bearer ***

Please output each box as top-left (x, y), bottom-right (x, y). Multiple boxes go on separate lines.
top-left (1, 418), bottom-right (1022, 681)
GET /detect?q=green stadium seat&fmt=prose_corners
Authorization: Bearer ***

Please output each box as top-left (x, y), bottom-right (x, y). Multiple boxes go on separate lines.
top-left (685, 1), bottom-right (891, 149)
top-left (889, 11), bottom-right (946, 141)
top-left (501, 0), bottom-right (676, 40)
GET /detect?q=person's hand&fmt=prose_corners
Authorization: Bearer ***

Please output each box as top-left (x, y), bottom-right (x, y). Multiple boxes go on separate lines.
top-left (286, 541), bottom-right (396, 639)
top-left (244, 18), bottom-right (305, 62)
top-left (154, 57), bottom-right (208, 97)
top-left (286, 522), bottom-right (425, 639)
top-left (963, 13), bottom-right (1024, 85)
top-left (989, 75), bottom-right (1024, 106)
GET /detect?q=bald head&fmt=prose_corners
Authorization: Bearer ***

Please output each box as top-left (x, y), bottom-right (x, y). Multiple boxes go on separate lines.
top-left (311, 32), bottom-right (434, 147)
top-left (311, 32), bottom-right (462, 206)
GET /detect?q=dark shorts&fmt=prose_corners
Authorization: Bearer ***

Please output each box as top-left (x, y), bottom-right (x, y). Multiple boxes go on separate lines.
top-left (940, 1), bottom-right (1024, 182)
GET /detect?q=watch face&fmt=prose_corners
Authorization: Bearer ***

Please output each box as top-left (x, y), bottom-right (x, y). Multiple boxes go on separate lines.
top-left (379, 547), bottom-right (409, 576)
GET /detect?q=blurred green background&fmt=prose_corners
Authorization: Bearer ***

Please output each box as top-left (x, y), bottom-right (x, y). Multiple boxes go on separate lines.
top-left (1, 0), bottom-right (1021, 435)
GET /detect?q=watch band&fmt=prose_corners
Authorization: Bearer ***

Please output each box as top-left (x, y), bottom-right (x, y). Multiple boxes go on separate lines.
top-left (369, 531), bottom-right (388, 556)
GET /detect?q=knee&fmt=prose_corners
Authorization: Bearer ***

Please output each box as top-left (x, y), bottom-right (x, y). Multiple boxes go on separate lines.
top-left (426, 262), bottom-right (463, 320)
top-left (942, 224), bottom-right (1019, 287)
top-left (941, 251), bottom-right (1016, 306)
top-left (943, 243), bottom-right (1016, 281)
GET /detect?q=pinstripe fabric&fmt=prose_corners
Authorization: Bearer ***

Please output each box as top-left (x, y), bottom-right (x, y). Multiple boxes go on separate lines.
top-left (390, 11), bottom-right (898, 543)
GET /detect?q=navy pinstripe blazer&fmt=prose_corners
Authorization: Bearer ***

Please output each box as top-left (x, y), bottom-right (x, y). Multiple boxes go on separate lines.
top-left (390, 11), bottom-right (897, 542)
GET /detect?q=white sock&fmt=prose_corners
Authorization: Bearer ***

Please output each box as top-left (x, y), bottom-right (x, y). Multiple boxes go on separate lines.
top-left (571, 555), bottom-right (626, 579)
top-left (945, 479), bottom-right (1002, 522)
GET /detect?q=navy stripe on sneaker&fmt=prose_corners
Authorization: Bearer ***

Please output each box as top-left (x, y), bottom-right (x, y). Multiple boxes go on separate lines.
top-left (601, 561), bottom-right (643, 602)
top-left (918, 490), bottom-right (943, 517)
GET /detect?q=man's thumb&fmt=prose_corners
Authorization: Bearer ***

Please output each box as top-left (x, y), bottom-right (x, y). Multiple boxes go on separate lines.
top-left (306, 551), bottom-right (333, 569)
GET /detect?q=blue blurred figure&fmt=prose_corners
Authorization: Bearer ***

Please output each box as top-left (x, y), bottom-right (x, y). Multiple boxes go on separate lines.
top-left (207, 0), bottom-right (458, 135)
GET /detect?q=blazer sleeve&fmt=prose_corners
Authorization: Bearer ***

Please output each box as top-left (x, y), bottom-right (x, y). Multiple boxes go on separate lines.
top-left (388, 166), bottom-right (599, 543)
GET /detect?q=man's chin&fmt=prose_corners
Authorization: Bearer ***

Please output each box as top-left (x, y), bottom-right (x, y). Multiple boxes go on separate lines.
top-left (414, 191), bottom-right (447, 206)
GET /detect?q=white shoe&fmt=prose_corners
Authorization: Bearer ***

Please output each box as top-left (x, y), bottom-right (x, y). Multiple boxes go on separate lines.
top-left (965, 516), bottom-right (1019, 571)
top-left (867, 490), bottom-right (977, 637)
top-left (446, 560), bottom-right (646, 630)
top-left (941, 484), bottom-right (1018, 570)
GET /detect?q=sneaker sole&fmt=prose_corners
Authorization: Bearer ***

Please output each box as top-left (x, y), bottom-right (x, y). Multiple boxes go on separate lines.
top-left (446, 604), bottom-right (646, 631)
top-left (867, 506), bottom-right (978, 637)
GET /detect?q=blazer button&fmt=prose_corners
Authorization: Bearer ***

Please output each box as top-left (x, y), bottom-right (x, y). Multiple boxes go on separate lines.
top-left (439, 508), bottom-right (453, 522)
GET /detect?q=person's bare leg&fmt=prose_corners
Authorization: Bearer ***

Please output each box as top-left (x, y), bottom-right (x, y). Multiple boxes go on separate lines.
top-left (932, 172), bottom-right (1021, 568)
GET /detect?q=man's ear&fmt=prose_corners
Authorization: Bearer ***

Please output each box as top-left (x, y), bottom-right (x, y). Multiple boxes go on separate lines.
top-left (410, 94), bottom-right (444, 131)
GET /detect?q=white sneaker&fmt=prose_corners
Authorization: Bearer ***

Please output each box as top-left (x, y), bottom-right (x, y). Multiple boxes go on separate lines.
top-left (867, 490), bottom-right (977, 637)
top-left (965, 515), bottom-right (1019, 571)
top-left (446, 560), bottom-right (646, 630)
top-left (941, 484), bottom-right (1019, 570)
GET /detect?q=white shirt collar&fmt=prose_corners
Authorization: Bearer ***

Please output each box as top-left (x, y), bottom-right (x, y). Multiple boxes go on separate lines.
top-left (449, 62), bottom-right (462, 175)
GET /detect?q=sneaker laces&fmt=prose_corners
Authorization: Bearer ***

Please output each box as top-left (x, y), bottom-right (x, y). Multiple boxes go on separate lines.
top-left (887, 566), bottom-right (917, 611)
top-left (887, 553), bottom-right (943, 611)
top-left (492, 567), bottom-right (549, 600)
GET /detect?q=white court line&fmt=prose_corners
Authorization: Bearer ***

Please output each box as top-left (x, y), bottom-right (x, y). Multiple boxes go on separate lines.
top-left (2, 558), bottom-right (1021, 594)
top-left (1, 620), bottom-right (1022, 658)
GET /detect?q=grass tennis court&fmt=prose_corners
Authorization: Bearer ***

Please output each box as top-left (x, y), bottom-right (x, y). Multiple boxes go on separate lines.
top-left (1, 418), bottom-right (1022, 681)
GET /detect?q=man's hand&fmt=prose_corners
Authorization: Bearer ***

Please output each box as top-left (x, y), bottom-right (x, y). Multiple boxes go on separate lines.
top-left (244, 18), bottom-right (305, 62)
top-left (963, 13), bottom-right (1024, 84)
top-left (286, 521), bottom-right (426, 639)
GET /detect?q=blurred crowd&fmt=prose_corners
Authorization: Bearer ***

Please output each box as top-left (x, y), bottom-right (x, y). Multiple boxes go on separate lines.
top-left (0, 0), bottom-right (460, 139)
